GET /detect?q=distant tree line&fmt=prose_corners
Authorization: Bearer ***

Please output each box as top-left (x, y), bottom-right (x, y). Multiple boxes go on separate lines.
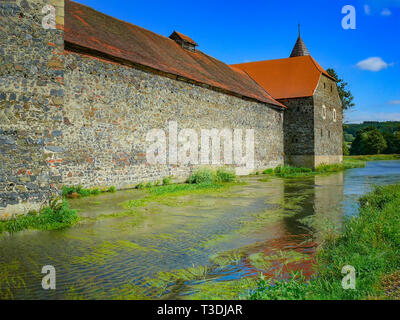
top-left (343, 122), bottom-right (400, 155)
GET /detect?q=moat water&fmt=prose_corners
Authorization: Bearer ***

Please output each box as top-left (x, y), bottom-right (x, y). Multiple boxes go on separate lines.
top-left (1, 161), bottom-right (400, 299)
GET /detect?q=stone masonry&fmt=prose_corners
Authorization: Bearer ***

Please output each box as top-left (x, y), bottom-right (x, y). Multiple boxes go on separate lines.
top-left (62, 52), bottom-right (284, 189)
top-left (0, 0), bottom-right (64, 218)
top-left (0, 0), bottom-right (284, 218)
top-left (0, 1), bottom-right (343, 218)
top-left (282, 74), bottom-right (343, 169)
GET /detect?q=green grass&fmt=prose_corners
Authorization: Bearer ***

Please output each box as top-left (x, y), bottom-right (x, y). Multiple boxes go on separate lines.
top-left (262, 160), bottom-right (365, 178)
top-left (248, 184), bottom-right (400, 300)
top-left (189, 167), bottom-right (236, 184)
top-left (62, 185), bottom-right (117, 198)
top-left (125, 168), bottom-right (239, 208)
top-left (0, 200), bottom-right (79, 234)
top-left (345, 154), bottom-right (400, 161)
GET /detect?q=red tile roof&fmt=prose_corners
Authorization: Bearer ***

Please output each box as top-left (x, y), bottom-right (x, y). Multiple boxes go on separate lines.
top-left (64, 1), bottom-right (284, 108)
top-left (232, 56), bottom-right (336, 100)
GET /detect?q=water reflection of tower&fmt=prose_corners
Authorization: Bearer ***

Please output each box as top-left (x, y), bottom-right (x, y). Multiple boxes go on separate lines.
top-left (282, 172), bottom-right (345, 243)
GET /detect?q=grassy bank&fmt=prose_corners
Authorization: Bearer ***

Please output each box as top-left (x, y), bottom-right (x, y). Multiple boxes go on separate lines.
top-left (62, 185), bottom-right (116, 198)
top-left (262, 159), bottom-right (366, 178)
top-left (345, 154), bottom-right (400, 162)
top-left (248, 184), bottom-right (400, 300)
top-left (0, 200), bottom-right (79, 234)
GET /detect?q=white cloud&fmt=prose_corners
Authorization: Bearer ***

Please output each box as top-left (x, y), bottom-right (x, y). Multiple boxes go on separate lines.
top-left (381, 8), bottom-right (392, 15)
top-left (364, 4), bottom-right (371, 15)
top-left (389, 100), bottom-right (400, 105)
top-left (356, 57), bottom-right (392, 72)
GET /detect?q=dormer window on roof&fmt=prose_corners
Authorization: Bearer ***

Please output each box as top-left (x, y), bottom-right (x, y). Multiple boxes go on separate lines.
top-left (169, 31), bottom-right (198, 52)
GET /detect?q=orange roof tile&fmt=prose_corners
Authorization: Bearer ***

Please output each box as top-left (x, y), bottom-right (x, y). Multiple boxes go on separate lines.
top-left (232, 56), bottom-right (336, 100)
top-left (64, 1), bottom-right (284, 108)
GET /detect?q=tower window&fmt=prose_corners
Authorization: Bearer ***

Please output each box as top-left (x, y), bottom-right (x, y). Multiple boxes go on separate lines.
top-left (322, 105), bottom-right (327, 120)
top-left (333, 109), bottom-right (337, 122)
top-left (328, 130), bottom-right (331, 138)
top-left (321, 128), bottom-right (323, 137)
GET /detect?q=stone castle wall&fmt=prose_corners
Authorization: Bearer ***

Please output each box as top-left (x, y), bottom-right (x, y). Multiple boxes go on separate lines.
top-left (0, 0), bottom-right (64, 218)
top-left (282, 96), bottom-right (315, 168)
top-left (62, 51), bottom-right (284, 189)
top-left (0, 0), bottom-right (284, 217)
top-left (282, 74), bottom-right (343, 169)
top-left (0, 1), bottom-right (343, 219)
top-left (313, 75), bottom-right (343, 166)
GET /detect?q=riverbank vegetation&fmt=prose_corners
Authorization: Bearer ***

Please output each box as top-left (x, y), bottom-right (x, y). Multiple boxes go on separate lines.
top-left (125, 168), bottom-right (239, 208)
top-left (248, 184), bottom-right (400, 300)
top-left (62, 185), bottom-right (116, 198)
top-left (345, 154), bottom-right (400, 161)
top-left (261, 159), bottom-right (366, 178)
top-left (0, 200), bottom-right (79, 234)
top-left (1, 168), bottom-right (238, 234)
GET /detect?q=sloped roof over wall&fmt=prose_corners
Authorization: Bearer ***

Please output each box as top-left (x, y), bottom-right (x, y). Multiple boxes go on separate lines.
top-left (232, 56), bottom-right (336, 100)
top-left (64, 0), bottom-right (284, 108)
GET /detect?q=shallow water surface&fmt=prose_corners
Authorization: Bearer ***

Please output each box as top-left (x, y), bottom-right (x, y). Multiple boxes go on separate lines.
top-left (1, 161), bottom-right (399, 299)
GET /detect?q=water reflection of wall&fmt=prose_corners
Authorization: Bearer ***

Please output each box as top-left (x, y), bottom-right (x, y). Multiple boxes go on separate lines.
top-left (314, 173), bottom-right (345, 232)
top-left (282, 172), bottom-right (345, 242)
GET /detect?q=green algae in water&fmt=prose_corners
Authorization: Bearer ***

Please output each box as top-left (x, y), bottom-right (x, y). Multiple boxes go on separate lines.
top-left (0, 261), bottom-right (27, 299)
top-left (298, 214), bottom-right (343, 240)
top-left (209, 250), bottom-right (243, 268)
top-left (199, 208), bottom-right (293, 249)
top-left (187, 278), bottom-right (257, 300)
top-left (72, 240), bottom-right (155, 266)
top-left (249, 252), bottom-right (273, 270)
top-left (201, 233), bottom-right (237, 249)
top-left (249, 250), bottom-right (310, 271)
top-left (66, 283), bottom-right (151, 300)
top-left (123, 182), bottom-right (241, 209)
top-left (145, 265), bottom-right (212, 297)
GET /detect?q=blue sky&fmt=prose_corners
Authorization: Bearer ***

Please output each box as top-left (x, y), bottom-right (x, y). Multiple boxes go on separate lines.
top-left (75, 0), bottom-right (399, 123)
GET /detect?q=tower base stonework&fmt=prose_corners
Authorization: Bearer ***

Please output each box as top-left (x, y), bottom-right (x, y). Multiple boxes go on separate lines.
top-left (285, 155), bottom-right (344, 170)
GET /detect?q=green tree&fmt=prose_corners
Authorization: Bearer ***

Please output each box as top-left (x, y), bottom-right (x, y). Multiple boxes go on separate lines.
top-left (326, 68), bottom-right (355, 111)
top-left (351, 127), bottom-right (387, 155)
top-left (343, 141), bottom-right (350, 156)
top-left (383, 131), bottom-right (400, 154)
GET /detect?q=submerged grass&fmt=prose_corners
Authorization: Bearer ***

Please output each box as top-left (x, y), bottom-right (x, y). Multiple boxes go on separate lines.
top-left (248, 184), bottom-right (400, 300)
top-left (124, 181), bottom-right (242, 209)
top-left (0, 200), bottom-right (79, 234)
top-left (72, 240), bottom-right (156, 266)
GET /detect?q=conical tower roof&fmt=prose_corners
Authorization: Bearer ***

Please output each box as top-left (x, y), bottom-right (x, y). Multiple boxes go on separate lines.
top-left (290, 25), bottom-right (310, 58)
